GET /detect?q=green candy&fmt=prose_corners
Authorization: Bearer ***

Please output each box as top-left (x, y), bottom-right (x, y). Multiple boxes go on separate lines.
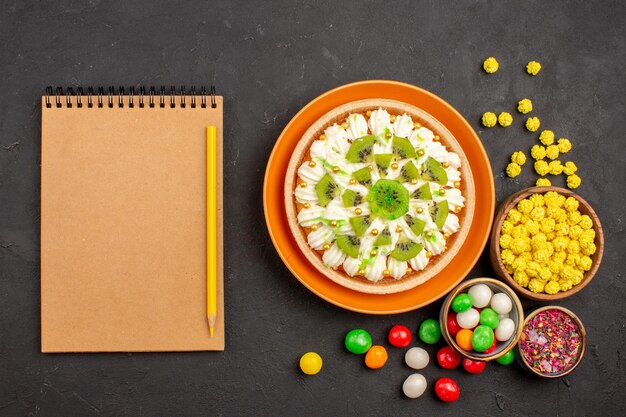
top-left (451, 293), bottom-right (473, 313)
top-left (472, 325), bottom-right (495, 352)
top-left (344, 329), bottom-right (372, 354)
top-left (496, 350), bottom-right (515, 365)
top-left (480, 308), bottom-right (500, 329)
top-left (418, 319), bottom-right (441, 345)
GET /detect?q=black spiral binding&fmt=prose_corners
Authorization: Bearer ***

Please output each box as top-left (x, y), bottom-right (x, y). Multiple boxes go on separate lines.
top-left (44, 85), bottom-right (218, 109)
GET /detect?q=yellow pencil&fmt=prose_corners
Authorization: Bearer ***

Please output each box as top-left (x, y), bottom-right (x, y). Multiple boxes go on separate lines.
top-left (207, 126), bottom-right (217, 337)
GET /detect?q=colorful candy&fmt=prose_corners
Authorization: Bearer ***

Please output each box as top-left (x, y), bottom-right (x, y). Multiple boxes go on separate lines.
top-left (483, 338), bottom-right (497, 354)
top-left (455, 329), bottom-right (474, 351)
top-left (446, 312), bottom-right (462, 337)
top-left (403, 373), bottom-right (428, 399)
top-left (479, 308), bottom-right (500, 329)
top-left (462, 358), bottom-right (486, 374)
top-left (365, 345), bottom-right (388, 369)
top-left (451, 293), bottom-right (473, 312)
top-left (467, 283), bottom-right (492, 308)
top-left (344, 329), bottom-right (372, 354)
top-left (490, 293), bottom-right (512, 315)
top-left (456, 308), bottom-right (480, 329)
top-left (434, 378), bottom-right (460, 402)
top-left (405, 347), bottom-right (430, 370)
top-left (436, 346), bottom-right (462, 369)
top-left (496, 350), bottom-right (515, 365)
top-left (388, 324), bottom-right (412, 347)
top-left (495, 318), bottom-right (515, 342)
top-left (472, 325), bottom-right (495, 352)
top-left (299, 352), bottom-right (323, 375)
top-left (418, 319), bottom-right (442, 344)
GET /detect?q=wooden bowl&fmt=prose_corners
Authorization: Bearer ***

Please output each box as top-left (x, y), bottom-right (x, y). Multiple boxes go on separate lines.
top-left (284, 98), bottom-right (476, 294)
top-left (517, 306), bottom-right (586, 378)
top-left (439, 277), bottom-right (524, 362)
top-left (489, 186), bottom-right (604, 301)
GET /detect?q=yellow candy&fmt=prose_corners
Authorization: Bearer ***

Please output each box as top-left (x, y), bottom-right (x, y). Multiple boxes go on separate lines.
top-left (555, 222), bottom-right (569, 237)
top-left (539, 130), bottom-right (555, 146)
top-left (579, 215), bottom-right (593, 230)
top-left (548, 160), bottom-right (563, 175)
top-left (577, 256), bottom-right (593, 271)
top-left (525, 219), bottom-right (541, 235)
top-left (533, 250), bottom-right (550, 263)
top-left (567, 174), bottom-right (582, 189)
top-left (517, 199), bottom-right (534, 214)
top-left (501, 220), bottom-right (515, 234)
top-left (510, 238), bottom-right (528, 255)
top-left (530, 206), bottom-right (546, 221)
top-left (517, 98), bottom-right (533, 114)
top-left (483, 57), bottom-right (499, 73)
top-left (512, 256), bottom-right (527, 271)
top-left (545, 145), bottom-right (560, 160)
top-left (582, 243), bottom-right (597, 256)
top-left (564, 196), bottom-right (579, 212)
top-left (514, 270), bottom-right (530, 287)
top-left (511, 151), bottom-right (527, 165)
top-left (507, 209), bottom-right (523, 224)
top-left (528, 278), bottom-right (545, 293)
top-left (563, 161), bottom-right (578, 175)
top-left (559, 280), bottom-right (573, 292)
top-left (557, 138), bottom-right (572, 153)
top-left (554, 251), bottom-right (567, 263)
top-left (512, 225), bottom-right (528, 239)
top-left (482, 112), bottom-right (497, 127)
top-left (552, 236), bottom-right (569, 251)
top-left (568, 212), bottom-right (582, 226)
top-left (499, 234), bottom-right (513, 249)
top-left (544, 280), bottom-right (560, 295)
top-left (498, 112), bottom-right (513, 127)
top-left (501, 248), bottom-right (515, 265)
top-left (526, 61), bottom-right (542, 75)
top-left (534, 160), bottom-right (550, 176)
top-left (525, 117), bottom-right (541, 132)
top-left (536, 178), bottom-right (551, 187)
top-left (530, 145), bottom-right (547, 160)
top-left (300, 352), bottom-right (323, 375)
top-left (506, 162), bottom-right (522, 178)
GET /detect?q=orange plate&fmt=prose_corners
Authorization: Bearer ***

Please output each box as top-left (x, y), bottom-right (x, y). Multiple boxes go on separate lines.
top-left (263, 80), bottom-right (495, 314)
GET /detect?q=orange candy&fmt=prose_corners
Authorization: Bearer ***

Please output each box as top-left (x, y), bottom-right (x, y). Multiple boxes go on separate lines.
top-left (456, 328), bottom-right (474, 351)
top-left (365, 345), bottom-right (388, 369)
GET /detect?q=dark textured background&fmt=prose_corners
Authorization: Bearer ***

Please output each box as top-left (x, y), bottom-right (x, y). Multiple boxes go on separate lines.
top-left (1, 0), bottom-right (624, 416)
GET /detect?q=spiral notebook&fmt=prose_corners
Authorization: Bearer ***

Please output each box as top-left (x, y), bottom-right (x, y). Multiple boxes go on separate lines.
top-left (40, 86), bottom-right (224, 352)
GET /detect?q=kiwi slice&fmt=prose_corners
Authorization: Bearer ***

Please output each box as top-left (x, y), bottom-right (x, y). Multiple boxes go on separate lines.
top-left (404, 215), bottom-right (426, 235)
top-left (367, 179), bottom-right (409, 220)
top-left (430, 200), bottom-right (449, 229)
top-left (342, 189), bottom-right (363, 207)
top-left (398, 161), bottom-right (420, 182)
top-left (421, 157), bottom-right (448, 185)
top-left (349, 215), bottom-right (372, 237)
top-left (390, 236), bottom-right (424, 261)
top-left (374, 227), bottom-right (392, 246)
top-left (315, 173), bottom-right (340, 207)
top-left (375, 153), bottom-right (393, 177)
top-left (392, 136), bottom-right (417, 160)
top-left (346, 135), bottom-right (375, 163)
top-left (411, 183), bottom-right (432, 200)
top-left (352, 166), bottom-right (372, 187)
top-left (335, 235), bottom-right (360, 258)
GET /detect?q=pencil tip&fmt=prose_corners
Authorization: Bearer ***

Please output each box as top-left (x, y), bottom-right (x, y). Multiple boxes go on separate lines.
top-left (209, 326), bottom-right (214, 337)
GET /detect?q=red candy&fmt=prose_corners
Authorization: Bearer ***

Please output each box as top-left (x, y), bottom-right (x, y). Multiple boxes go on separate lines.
top-left (388, 324), bottom-right (412, 347)
top-left (462, 358), bottom-right (486, 374)
top-left (436, 346), bottom-right (462, 369)
top-left (434, 377), bottom-right (460, 402)
top-left (446, 312), bottom-right (462, 337)
top-left (484, 338), bottom-right (497, 354)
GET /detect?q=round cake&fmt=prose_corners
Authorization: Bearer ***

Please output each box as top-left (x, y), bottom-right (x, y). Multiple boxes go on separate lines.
top-left (285, 99), bottom-right (475, 294)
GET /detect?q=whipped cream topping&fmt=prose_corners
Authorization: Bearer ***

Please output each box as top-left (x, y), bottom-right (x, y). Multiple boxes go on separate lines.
top-left (294, 108), bottom-right (465, 282)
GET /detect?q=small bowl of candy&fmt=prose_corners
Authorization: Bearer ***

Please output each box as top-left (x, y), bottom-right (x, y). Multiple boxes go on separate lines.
top-left (517, 306), bottom-right (586, 378)
top-left (439, 277), bottom-right (524, 362)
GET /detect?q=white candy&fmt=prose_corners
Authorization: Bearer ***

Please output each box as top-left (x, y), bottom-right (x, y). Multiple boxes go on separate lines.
top-left (495, 318), bottom-right (516, 342)
top-left (456, 308), bottom-right (480, 329)
top-left (491, 293), bottom-right (513, 315)
top-left (468, 284), bottom-right (493, 308)
top-left (405, 347), bottom-right (429, 370)
top-left (403, 373), bottom-right (427, 399)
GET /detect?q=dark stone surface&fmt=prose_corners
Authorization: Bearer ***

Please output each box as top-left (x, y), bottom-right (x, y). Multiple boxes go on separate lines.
top-left (1, 1), bottom-right (624, 416)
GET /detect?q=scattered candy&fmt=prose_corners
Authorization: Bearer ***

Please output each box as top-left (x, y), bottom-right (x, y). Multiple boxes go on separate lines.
top-left (300, 352), bottom-right (323, 375)
top-left (418, 319), bottom-right (442, 344)
top-left (506, 162), bottom-right (522, 178)
top-left (483, 57), bottom-right (499, 73)
top-left (496, 349), bottom-right (516, 365)
top-left (456, 308), bottom-right (480, 329)
top-left (525, 116), bottom-right (541, 132)
top-left (490, 293), bottom-right (512, 315)
top-left (510, 151), bottom-right (527, 166)
top-left (365, 345), bottom-right (388, 369)
top-left (405, 347), bottom-right (430, 370)
top-left (519, 309), bottom-right (582, 375)
top-left (526, 60), bottom-right (542, 75)
top-left (455, 328), bottom-right (474, 351)
top-left (483, 338), bottom-right (498, 354)
top-left (468, 284), bottom-right (493, 308)
top-left (517, 98), bottom-right (533, 114)
top-left (388, 324), bottom-right (412, 348)
top-left (451, 293), bottom-right (473, 313)
top-left (403, 373), bottom-right (428, 399)
top-left (462, 358), bottom-right (486, 374)
top-left (495, 318), bottom-right (516, 342)
top-left (344, 329), bottom-right (372, 354)
top-left (434, 378), bottom-right (460, 402)
top-left (482, 112), bottom-right (497, 127)
top-left (472, 325), bottom-right (495, 352)
top-left (436, 346), bottom-right (462, 369)
top-left (446, 312), bottom-right (462, 337)
top-left (498, 112), bottom-right (513, 127)
top-left (479, 308), bottom-right (500, 329)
